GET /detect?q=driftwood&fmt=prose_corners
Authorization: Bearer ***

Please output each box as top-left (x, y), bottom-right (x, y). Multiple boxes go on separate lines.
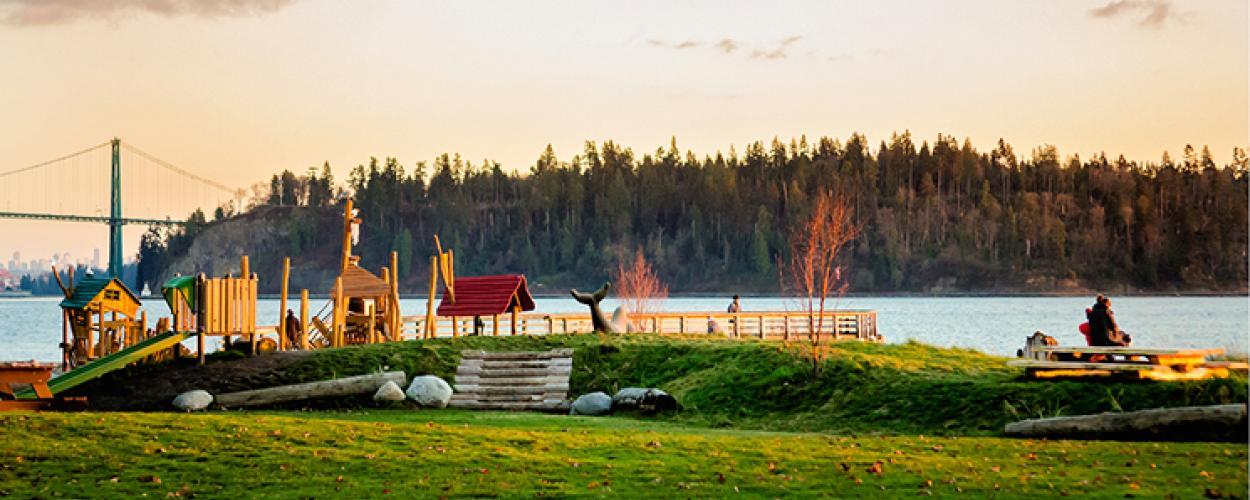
top-left (1005, 404), bottom-right (1247, 442)
top-left (214, 371), bottom-right (406, 408)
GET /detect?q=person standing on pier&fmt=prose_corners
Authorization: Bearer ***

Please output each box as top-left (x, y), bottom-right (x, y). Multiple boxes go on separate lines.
top-left (727, 295), bottom-right (741, 314)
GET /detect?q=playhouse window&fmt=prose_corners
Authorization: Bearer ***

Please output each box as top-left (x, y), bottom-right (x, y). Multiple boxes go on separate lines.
top-left (105, 290), bottom-right (120, 300)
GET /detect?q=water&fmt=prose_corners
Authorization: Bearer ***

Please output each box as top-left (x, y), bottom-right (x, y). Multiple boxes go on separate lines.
top-left (1, 295), bottom-right (1245, 362)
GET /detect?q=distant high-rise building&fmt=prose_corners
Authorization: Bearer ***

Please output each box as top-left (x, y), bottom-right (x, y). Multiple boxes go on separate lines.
top-left (93, 248), bottom-right (101, 270)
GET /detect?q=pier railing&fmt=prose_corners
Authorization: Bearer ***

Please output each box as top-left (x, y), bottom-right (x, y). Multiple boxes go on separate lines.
top-left (391, 310), bottom-right (880, 341)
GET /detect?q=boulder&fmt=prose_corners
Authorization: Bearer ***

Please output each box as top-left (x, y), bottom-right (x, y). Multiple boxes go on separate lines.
top-left (570, 391), bottom-right (613, 416)
top-left (611, 387), bottom-right (679, 414)
top-left (373, 380), bottom-right (406, 402)
top-left (406, 375), bottom-right (453, 408)
top-left (172, 390), bottom-right (213, 412)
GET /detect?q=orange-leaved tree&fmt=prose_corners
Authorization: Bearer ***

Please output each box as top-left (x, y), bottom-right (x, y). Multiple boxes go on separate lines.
top-left (779, 190), bottom-right (860, 373)
top-left (614, 247), bottom-right (668, 331)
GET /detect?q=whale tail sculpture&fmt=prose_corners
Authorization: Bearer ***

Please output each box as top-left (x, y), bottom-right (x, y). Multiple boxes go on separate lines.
top-left (571, 282), bottom-right (627, 333)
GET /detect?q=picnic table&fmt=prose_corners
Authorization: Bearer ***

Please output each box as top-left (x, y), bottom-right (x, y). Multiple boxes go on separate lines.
top-left (1008, 346), bottom-right (1245, 381)
top-left (0, 361), bottom-right (56, 411)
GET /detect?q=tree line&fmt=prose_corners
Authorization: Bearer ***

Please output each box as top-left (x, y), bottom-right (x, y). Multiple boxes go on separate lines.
top-left (135, 133), bottom-right (1249, 294)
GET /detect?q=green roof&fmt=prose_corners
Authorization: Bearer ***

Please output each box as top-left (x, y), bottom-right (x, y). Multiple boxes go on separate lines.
top-left (60, 276), bottom-right (140, 309)
top-left (161, 276), bottom-right (197, 311)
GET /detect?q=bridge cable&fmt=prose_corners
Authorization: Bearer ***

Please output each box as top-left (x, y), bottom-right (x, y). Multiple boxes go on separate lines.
top-left (0, 141), bottom-right (111, 179)
top-left (120, 142), bottom-right (235, 193)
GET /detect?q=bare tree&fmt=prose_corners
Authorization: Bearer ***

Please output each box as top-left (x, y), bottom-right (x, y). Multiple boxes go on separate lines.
top-left (780, 191), bottom-right (860, 373)
top-left (614, 247), bottom-right (668, 330)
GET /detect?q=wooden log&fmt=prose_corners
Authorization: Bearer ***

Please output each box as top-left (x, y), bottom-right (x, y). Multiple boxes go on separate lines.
top-left (1004, 404), bottom-right (1247, 441)
top-left (460, 349), bottom-right (574, 360)
top-left (214, 371), bottom-right (406, 408)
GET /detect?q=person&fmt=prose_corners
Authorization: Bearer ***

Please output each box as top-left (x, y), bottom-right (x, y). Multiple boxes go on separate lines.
top-left (1086, 295), bottom-right (1131, 347)
top-left (284, 309), bottom-right (303, 348)
top-left (727, 295), bottom-right (741, 314)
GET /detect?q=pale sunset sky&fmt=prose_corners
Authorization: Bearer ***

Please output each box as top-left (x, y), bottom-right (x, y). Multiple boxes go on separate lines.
top-left (0, 0), bottom-right (1246, 263)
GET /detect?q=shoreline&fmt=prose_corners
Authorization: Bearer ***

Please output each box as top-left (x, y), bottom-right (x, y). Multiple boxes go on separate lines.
top-left (4, 290), bottom-right (1247, 300)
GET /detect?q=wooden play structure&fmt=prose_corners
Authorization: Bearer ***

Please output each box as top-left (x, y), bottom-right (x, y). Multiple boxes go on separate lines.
top-left (301, 199), bottom-right (402, 348)
top-left (420, 236), bottom-right (536, 338)
top-left (56, 270), bottom-right (149, 369)
top-left (161, 255), bottom-right (263, 364)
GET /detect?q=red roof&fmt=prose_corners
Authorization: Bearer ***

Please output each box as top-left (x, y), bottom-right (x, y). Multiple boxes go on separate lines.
top-left (436, 274), bottom-right (536, 317)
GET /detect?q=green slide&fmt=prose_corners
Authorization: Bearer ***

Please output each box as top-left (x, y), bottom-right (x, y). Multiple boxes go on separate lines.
top-left (16, 330), bottom-right (193, 398)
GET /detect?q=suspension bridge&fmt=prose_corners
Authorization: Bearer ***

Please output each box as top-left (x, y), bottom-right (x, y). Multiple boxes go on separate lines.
top-left (0, 139), bottom-right (239, 277)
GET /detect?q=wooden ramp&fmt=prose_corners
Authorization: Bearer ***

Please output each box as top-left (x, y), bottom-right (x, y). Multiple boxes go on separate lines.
top-left (449, 349), bottom-right (572, 411)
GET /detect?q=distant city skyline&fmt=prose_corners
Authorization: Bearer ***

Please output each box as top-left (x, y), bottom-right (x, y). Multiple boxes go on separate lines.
top-left (0, 0), bottom-right (1245, 260)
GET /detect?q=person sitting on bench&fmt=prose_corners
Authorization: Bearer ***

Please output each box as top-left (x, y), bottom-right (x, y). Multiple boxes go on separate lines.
top-left (1086, 295), bottom-right (1132, 347)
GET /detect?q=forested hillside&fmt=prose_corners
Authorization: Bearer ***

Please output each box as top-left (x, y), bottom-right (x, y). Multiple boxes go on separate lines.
top-left (136, 133), bottom-right (1249, 294)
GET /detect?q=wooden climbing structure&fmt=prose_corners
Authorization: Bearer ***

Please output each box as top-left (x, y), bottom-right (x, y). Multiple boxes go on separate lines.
top-left (58, 273), bottom-right (148, 369)
top-left (306, 199), bottom-right (402, 347)
top-left (161, 255), bottom-right (261, 364)
top-left (449, 349), bottom-right (572, 411)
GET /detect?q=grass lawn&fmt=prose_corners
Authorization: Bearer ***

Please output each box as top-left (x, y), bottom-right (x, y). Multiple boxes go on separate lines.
top-left (0, 409), bottom-right (1244, 498)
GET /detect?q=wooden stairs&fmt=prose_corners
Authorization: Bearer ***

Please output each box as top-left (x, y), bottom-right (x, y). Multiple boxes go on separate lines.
top-left (449, 348), bottom-right (572, 411)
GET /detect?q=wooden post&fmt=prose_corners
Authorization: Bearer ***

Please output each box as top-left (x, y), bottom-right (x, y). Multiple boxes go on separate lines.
top-left (299, 289), bottom-right (309, 350)
top-left (333, 277), bottom-right (344, 347)
top-left (425, 255), bottom-right (438, 339)
top-left (279, 257), bottom-right (290, 351)
top-left (196, 275), bottom-right (206, 365)
top-left (340, 199), bottom-right (355, 273)
top-left (493, 314), bottom-right (500, 336)
top-left (511, 305), bottom-right (519, 336)
top-left (240, 255), bottom-right (249, 280)
top-left (60, 309), bottom-right (69, 371)
top-left (366, 302), bottom-right (376, 344)
top-left (390, 251), bottom-right (401, 340)
top-left (451, 316), bottom-right (459, 337)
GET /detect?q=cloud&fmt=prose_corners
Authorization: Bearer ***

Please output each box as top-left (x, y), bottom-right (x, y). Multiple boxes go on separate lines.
top-left (750, 35), bottom-right (802, 60)
top-left (715, 38), bottom-right (737, 54)
top-left (1088, 0), bottom-right (1182, 28)
top-left (647, 38), bottom-right (701, 50)
top-left (1, 0), bottom-right (297, 27)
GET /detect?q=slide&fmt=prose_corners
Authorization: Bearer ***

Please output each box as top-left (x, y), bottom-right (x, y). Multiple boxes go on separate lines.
top-left (16, 330), bottom-right (193, 398)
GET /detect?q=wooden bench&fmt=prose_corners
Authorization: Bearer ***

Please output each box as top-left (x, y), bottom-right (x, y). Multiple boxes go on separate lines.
top-left (0, 362), bottom-right (56, 411)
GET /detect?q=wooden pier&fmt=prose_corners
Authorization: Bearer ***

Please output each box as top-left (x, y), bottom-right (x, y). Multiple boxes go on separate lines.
top-left (257, 309), bottom-right (880, 344)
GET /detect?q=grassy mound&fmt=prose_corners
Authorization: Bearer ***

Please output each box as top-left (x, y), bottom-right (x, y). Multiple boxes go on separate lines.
top-left (254, 334), bottom-right (1245, 435)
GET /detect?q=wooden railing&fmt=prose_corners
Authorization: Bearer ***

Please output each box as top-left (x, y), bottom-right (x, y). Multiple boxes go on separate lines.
top-left (393, 310), bottom-right (881, 342)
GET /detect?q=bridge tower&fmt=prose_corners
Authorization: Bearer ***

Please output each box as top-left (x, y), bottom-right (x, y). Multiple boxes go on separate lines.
top-left (108, 138), bottom-right (122, 277)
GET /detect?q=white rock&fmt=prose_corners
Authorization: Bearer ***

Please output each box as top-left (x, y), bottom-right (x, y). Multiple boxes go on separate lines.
top-left (172, 390), bottom-right (213, 411)
top-left (405, 375), bottom-right (453, 408)
top-left (570, 391), bottom-right (613, 416)
top-left (373, 380), bottom-right (406, 402)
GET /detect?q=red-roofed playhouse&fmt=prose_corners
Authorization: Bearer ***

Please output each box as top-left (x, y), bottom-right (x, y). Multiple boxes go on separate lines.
top-left (436, 274), bottom-right (536, 336)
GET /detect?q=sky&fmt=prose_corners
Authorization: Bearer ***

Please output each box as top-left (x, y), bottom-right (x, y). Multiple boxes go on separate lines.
top-left (0, 0), bottom-right (1246, 265)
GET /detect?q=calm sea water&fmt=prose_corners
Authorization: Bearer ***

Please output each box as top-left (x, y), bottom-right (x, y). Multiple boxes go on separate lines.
top-left (1, 295), bottom-right (1245, 362)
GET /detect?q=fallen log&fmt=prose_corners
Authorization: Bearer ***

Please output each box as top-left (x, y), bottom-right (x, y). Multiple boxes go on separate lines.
top-left (214, 371), bottom-right (406, 408)
top-left (1004, 404), bottom-right (1247, 442)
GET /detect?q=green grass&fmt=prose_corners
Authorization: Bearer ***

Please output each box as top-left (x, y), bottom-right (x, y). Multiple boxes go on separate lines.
top-left (269, 334), bottom-right (1247, 435)
top-left (0, 410), bottom-right (1245, 498)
